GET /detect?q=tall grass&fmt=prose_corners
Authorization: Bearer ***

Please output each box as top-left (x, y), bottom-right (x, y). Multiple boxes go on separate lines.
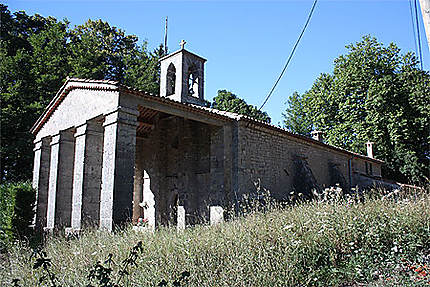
top-left (2, 190), bottom-right (430, 286)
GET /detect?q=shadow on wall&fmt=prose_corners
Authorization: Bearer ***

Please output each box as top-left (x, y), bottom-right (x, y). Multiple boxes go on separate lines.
top-left (329, 162), bottom-right (348, 191)
top-left (292, 156), bottom-right (320, 199)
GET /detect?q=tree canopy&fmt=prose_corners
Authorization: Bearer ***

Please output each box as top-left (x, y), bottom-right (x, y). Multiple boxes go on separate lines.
top-left (211, 90), bottom-right (271, 123)
top-left (283, 36), bottom-right (430, 184)
top-left (0, 5), bottom-right (163, 182)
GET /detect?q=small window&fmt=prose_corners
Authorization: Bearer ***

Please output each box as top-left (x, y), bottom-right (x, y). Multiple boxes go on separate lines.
top-left (166, 63), bottom-right (176, 96)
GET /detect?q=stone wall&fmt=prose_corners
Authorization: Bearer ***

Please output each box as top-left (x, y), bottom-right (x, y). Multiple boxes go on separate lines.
top-left (236, 122), bottom-right (383, 199)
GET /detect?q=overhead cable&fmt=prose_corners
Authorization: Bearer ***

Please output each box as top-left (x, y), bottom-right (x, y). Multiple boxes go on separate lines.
top-left (414, 0), bottom-right (423, 69)
top-left (409, 0), bottom-right (419, 57)
top-left (259, 0), bottom-right (318, 111)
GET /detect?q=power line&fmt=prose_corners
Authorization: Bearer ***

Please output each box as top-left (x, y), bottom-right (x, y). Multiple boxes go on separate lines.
top-left (259, 0), bottom-right (318, 111)
top-left (409, 0), bottom-right (418, 57)
top-left (414, 0), bottom-right (423, 69)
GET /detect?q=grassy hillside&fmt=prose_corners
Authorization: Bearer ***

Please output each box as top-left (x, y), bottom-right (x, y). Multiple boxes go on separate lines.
top-left (2, 190), bottom-right (430, 287)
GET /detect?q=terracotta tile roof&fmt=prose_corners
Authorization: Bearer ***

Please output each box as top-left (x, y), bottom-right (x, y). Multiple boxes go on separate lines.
top-left (31, 78), bottom-right (383, 164)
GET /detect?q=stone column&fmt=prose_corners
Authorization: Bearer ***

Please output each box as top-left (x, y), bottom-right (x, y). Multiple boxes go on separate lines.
top-left (210, 126), bottom-right (225, 207)
top-left (70, 121), bottom-right (103, 231)
top-left (46, 130), bottom-right (75, 231)
top-left (32, 137), bottom-right (51, 230)
top-left (223, 124), bottom-right (234, 205)
top-left (46, 135), bottom-right (60, 231)
top-left (100, 107), bottom-right (138, 231)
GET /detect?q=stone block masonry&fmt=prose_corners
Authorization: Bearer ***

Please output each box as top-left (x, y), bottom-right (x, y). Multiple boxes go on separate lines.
top-left (236, 122), bottom-right (382, 199)
top-left (100, 107), bottom-right (139, 231)
top-left (70, 120), bottom-right (104, 231)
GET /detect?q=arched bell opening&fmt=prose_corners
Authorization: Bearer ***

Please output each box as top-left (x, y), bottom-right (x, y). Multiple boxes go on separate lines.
top-left (166, 63), bottom-right (176, 96)
top-left (187, 65), bottom-right (199, 98)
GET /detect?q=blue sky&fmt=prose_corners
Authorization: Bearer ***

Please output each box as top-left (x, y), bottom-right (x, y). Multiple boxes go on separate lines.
top-left (5, 0), bottom-right (430, 125)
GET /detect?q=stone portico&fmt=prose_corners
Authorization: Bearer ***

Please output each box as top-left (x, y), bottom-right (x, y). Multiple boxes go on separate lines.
top-left (31, 45), bottom-right (384, 233)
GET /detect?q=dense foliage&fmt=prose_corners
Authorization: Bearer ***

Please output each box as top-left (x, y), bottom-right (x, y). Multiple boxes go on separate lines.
top-left (2, 190), bottom-right (430, 286)
top-left (211, 90), bottom-right (271, 123)
top-left (0, 182), bottom-right (35, 250)
top-left (0, 5), bottom-right (164, 183)
top-left (283, 36), bottom-right (430, 184)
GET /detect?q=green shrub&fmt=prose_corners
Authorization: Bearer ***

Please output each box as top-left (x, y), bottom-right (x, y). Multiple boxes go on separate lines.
top-left (0, 183), bottom-right (16, 249)
top-left (0, 181), bottom-right (35, 250)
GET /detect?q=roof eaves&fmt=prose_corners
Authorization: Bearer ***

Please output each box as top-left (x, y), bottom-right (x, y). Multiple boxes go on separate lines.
top-left (31, 78), bottom-right (120, 135)
top-left (30, 78), bottom-right (71, 134)
top-left (119, 85), bottom-right (233, 122)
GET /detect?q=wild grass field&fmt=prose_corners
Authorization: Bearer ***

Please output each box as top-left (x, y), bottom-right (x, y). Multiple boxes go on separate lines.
top-left (1, 189), bottom-right (430, 287)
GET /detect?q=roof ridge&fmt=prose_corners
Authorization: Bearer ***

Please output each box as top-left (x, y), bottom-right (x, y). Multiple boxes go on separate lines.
top-left (67, 77), bottom-right (120, 85)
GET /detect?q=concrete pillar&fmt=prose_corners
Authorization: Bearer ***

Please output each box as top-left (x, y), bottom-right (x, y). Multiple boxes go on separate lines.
top-left (46, 130), bottom-right (75, 230)
top-left (210, 206), bottom-right (224, 225)
top-left (177, 205), bottom-right (185, 231)
top-left (70, 121), bottom-right (103, 231)
top-left (32, 137), bottom-right (51, 230)
top-left (100, 107), bottom-right (138, 231)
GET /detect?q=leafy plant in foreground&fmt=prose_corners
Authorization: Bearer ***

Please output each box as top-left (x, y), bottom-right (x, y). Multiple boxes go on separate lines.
top-left (158, 271), bottom-right (190, 287)
top-left (32, 249), bottom-right (60, 287)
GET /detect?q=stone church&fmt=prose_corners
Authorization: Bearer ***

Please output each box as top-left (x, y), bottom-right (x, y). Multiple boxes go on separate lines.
top-left (31, 43), bottom-right (383, 232)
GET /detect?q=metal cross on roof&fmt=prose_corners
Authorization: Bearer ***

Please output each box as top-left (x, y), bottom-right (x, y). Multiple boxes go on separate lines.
top-left (180, 39), bottom-right (186, 49)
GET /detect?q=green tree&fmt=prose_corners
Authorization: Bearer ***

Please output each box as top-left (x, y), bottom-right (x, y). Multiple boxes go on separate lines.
top-left (211, 90), bottom-right (271, 123)
top-left (1, 5), bottom-right (69, 182)
top-left (69, 19), bottom-right (164, 94)
top-left (283, 91), bottom-right (313, 135)
top-left (1, 6), bottom-right (162, 182)
top-left (283, 36), bottom-right (430, 184)
top-left (123, 43), bottom-right (165, 95)
top-left (69, 19), bottom-right (137, 82)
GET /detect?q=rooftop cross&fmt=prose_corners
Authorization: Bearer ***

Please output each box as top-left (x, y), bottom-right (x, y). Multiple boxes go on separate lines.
top-left (180, 39), bottom-right (186, 50)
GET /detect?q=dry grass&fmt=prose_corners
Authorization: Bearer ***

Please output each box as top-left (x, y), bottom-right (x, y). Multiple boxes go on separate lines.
top-left (2, 190), bottom-right (430, 286)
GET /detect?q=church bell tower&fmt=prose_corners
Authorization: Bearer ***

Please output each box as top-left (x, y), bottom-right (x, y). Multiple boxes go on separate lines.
top-left (159, 40), bottom-right (206, 106)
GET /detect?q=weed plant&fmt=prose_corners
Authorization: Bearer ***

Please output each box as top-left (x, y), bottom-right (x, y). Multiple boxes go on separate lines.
top-left (1, 188), bottom-right (429, 286)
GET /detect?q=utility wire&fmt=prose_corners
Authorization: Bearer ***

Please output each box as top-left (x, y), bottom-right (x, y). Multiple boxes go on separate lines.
top-left (414, 0), bottom-right (423, 69)
top-left (259, 0), bottom-right (318, 111)
top-left (409, 0), bottom-right (419, 57)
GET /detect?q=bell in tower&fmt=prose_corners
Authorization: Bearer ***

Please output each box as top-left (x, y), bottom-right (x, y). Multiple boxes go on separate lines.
top-left (159, 40), bottom-right (207, 106)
